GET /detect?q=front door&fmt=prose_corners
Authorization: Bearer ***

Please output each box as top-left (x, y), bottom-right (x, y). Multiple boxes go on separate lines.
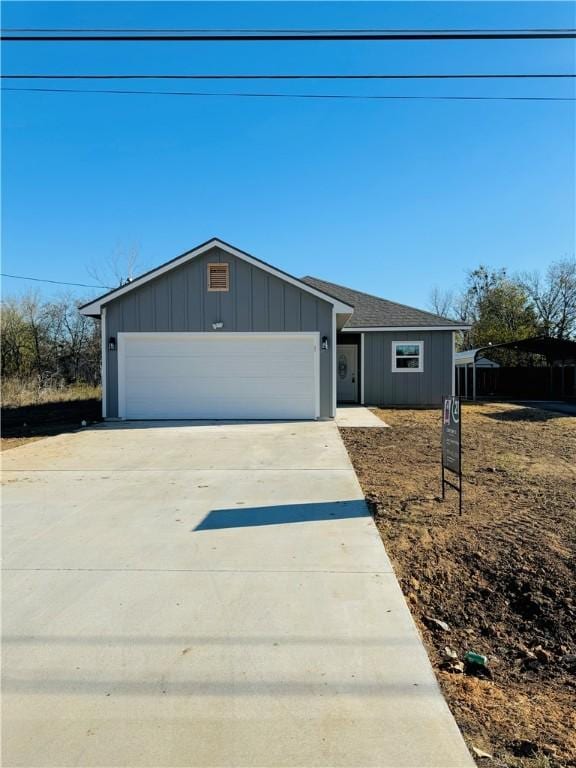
top-left (337, 345), bottom-right (358, 403)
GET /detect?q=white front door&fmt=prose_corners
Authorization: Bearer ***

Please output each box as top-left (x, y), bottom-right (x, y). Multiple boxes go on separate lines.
top-left (118, 332), bottom-right (319, 420)
top-left (336, 345), bottom-right (358, 403)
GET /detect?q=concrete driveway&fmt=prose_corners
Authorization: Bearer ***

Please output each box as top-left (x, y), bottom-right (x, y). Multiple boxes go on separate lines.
top-left (2, 420), bottom-right (473, 767)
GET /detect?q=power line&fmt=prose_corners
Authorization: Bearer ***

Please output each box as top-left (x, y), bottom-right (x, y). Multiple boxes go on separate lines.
top-left (2, 27), bottom-right (574, 33)
top-left (3, 88), bottom-right (574, 102)
top-left (1, 273), bottom-right (112, 289)
top-left (2, 29), bottom-right (576, 42)
top-left (2, 73), bottom-right (575, 81)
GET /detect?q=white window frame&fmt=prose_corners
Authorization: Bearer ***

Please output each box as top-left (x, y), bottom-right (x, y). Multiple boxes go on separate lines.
top-left (392, 340), bottom-right (424, 373)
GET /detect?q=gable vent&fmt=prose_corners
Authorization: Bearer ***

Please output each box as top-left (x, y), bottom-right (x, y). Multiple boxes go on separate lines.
top-left (207, 263), bottom-right (229, 292)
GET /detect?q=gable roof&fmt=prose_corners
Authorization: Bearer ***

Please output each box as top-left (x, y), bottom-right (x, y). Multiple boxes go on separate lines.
top-left (301, 276), bottom-right (469, 330)
top-left (79, 238), bottom-right (354, 317)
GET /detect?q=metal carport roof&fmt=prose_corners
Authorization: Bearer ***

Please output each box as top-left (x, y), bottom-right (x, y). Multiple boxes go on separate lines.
top-left (456, 336), bottom-right (576, 366)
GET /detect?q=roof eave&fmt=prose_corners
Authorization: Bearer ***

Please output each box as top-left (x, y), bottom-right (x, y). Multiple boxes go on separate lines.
top-left (341, 324), bottom-right (471, 332)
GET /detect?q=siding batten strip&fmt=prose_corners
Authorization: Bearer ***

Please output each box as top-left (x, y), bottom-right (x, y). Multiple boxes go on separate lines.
top-left (101, 306), bottom-right (107, 418)
top-left (361, 332), bottom-right (365, 404)
top-left (332, 308), bottom-right (337, 417)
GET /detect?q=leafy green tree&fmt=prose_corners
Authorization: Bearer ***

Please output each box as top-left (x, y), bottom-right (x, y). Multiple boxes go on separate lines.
top-left (472, 280), bottom-right (539, 348)
top-left (430, 260), bottom-right (576, 351)
top-left (455, 267), bottom-right (538, 349)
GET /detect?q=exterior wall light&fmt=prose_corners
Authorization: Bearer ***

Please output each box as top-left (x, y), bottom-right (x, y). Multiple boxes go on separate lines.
top-left (321, 336), bottom-right (329, 351)
top-left (108, 336), bottom-right (116, 352)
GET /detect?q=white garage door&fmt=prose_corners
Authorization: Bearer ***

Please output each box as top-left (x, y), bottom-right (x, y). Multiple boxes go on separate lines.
top-left (118, 333), bottom-right (319, 420)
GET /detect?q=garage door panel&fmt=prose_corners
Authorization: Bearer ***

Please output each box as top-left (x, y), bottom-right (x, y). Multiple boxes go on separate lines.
top-left (125, 355), bottom-right (312, 380)
top-left (125, 377), bottom-right (314, 399)
top-left (120, 334), bottom-right (318, 420)
top-left (125, 395), bottom-right (314, 420)
top-left (125, 337), bottom-right (311, 358)
top-left (125, 403), bottom-right (312, 420)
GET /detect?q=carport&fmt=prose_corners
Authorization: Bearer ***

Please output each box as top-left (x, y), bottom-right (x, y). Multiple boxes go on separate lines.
top-left (455, 336), bottom-right (576, 401)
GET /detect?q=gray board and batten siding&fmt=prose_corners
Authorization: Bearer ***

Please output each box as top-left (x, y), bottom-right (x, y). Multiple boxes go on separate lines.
top-left (103, 246), bottom-right (335, 418)
top-left (363, 330), bottom-right (454, 406)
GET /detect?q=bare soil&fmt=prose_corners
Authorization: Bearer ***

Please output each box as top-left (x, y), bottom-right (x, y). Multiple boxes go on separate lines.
top-left (340, 403), bottom-right (576, 768)
top-left (1, 397), bottom-right (101, 450)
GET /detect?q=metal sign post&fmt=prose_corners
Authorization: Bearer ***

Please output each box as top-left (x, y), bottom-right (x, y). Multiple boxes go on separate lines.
top-left (441, 395), bottom-right (463, 514)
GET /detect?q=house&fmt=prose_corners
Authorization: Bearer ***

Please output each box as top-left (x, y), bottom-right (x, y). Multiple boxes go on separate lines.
top-left (80, 238), bottom-right (469, 420)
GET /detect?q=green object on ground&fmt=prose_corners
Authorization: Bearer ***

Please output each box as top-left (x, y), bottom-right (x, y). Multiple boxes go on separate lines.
top-left (465, 651), bottom-right (488, 667)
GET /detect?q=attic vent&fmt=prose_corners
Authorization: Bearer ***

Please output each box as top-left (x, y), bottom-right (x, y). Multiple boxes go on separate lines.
top-left (208, 263), bottom-right (229, 292)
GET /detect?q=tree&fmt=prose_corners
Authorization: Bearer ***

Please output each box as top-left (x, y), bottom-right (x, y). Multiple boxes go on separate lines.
top-left (472, 280), bottom-right (539, 348)
top-left (454, 266), bottom-right (538, 350)
top-left (20, 291), bottom-right (51, 374)
top-left (45, 294), bottom-right (101, 381)
top-left (520, 258), bottom-right (576, 339)
top-left (1, 298), bottom-right (29, 378)
top-left (0, 293), bottom-right (101, 385)
top-left (428, 287), bottom-right (454, 318)
top-left (87, 243), bottom-right (141, 289)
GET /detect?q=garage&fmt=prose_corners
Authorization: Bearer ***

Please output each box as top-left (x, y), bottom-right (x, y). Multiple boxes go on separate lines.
top-left (118, 332), bottom-right (320, 420)
top-left (80, 238), bottom-right (355, 420)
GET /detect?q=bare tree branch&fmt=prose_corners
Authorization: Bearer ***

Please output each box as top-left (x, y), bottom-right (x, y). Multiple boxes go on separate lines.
top-left (519, 258), bottom-right (576, 339)
top-left (87, 242), bottom-right (141, 288)
top-left (428, 287), bottom-right (454, 318)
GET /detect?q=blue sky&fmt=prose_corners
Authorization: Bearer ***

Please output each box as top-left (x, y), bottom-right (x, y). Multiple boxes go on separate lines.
top-left (2, 1), bottom-right (575, 310)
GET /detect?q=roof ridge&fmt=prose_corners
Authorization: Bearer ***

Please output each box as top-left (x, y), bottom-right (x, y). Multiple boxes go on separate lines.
top-left (302, 275), bottom-right (457, 325)
top-left (80, 236), bottom-right (226, 310)
top-left (79, 241), bottom-right (354, 315)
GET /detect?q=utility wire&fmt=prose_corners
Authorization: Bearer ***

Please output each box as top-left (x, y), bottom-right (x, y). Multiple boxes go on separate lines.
top-left (2, 29), bottom-right (576, 41)
top-left (1, 273), bottom-right (112, 289)
top-left (2, 73), bottom-right (575, 80)
top-left (3, 88), bottom-right (574, 102)
top-left (3, 27), bottom-right (574, 32)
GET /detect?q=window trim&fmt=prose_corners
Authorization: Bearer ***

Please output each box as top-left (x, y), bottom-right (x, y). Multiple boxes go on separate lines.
top-left (207, 262), bottom-right (230, 292)
top-left (391, 340), bottom-right (424, 373)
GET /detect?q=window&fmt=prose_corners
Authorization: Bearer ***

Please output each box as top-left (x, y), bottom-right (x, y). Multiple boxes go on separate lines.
top-left (207, 263), bottom-right (229, 291)
top-left (392, 341), bottom-right (423, 372)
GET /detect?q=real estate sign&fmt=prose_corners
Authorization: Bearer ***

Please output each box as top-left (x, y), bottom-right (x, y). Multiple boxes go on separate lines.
top-left (442, 396), bottom-right (461, 474)
top-left (441, 396), bottom-right (463, 514)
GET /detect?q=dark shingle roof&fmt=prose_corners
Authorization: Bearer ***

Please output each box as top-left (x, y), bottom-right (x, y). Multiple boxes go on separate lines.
top-left (301, 276), bottom-right (463, 329)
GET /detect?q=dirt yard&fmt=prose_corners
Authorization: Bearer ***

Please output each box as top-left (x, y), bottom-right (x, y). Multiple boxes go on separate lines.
top-left (340, 403), bottom-right (576, 768)
top-left (1, 393), bottom-right (101, 450)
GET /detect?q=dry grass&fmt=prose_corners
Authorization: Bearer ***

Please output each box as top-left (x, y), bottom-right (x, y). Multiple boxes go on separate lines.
top-left (1, 378), bottom-right (102, 450)
top-left (1, 377), bottom-right (101, 408)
